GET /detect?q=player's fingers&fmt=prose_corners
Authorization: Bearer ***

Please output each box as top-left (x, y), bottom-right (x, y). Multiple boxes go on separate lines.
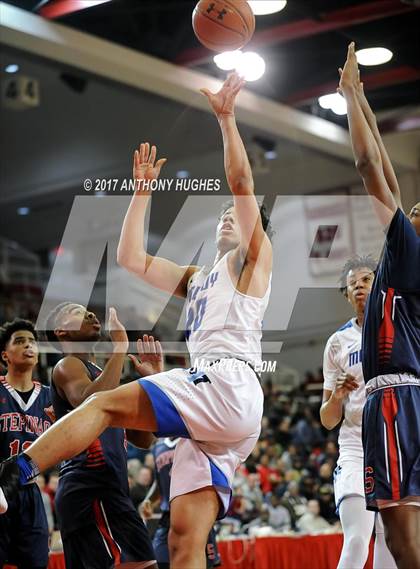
top-left (137, 338), bottom-right (144, 355)
top-left (134, 149), bottom-right (140, 169)
top-left (149, 145), bottom-right (157, 166)
top-left (128, 354), bottom-right (141, 368)
top-left (139, 142), bottom-right (145, 164)
top-left (199, 88), bottom-right (212, 99)
top-left (155, 158), bottom-right (167, 176)
top-left (143, 334), bottom-right (150, 354)
top-left (145, 142), bottom-right (150, 162)
top-left (108, 306), bottom-right (117, 325)
top-left (148, 335), bottom-right (156, 354)
top-left (155, 340), bottom-right (163, 357)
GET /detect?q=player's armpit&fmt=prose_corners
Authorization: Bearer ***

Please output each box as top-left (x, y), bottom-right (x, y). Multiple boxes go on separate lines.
top-left (126, 430), bottom-right (155, 449)
top-left (360, 166), bottom-right (398, 227)
top-left (120, 253), bottom-right (199, 299)
top-left (53, 356), bottom-right (95, 409)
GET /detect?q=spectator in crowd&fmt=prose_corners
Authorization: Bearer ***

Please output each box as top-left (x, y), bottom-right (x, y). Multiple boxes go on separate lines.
top-left (281, 481), bottom-right (308, 529)
top-left (130, 465), bottom-right (154, 509)
top-left (297, 499), bottom-right (331, 533)
top-left (267, 495), bottom-right (292, 532)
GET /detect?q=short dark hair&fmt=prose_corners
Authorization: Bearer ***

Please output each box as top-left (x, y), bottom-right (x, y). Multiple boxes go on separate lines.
top-left (219, 199), bottom-right (274, 241)
top-left (0, 319), bottom-right (37, 365)
top-left (339, 254), bottom-right (377, 296)
top-left (44, 302), bottom-right (73, 344)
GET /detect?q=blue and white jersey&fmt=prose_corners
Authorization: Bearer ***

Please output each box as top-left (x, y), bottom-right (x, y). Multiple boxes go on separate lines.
top-left (323, 319), bottom-right (365, 461)
top-left (362, 209), bottom-right (420, 382)
top-left (0, 376), bottom-right (51, 461)
top-left (186, 253), bottom-right (271, 368)
top-left (152, 438), bottom-right (179, 513)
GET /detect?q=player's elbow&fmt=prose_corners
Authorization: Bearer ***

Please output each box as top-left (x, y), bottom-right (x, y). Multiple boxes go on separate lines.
top-left (355, 154), bottom-right (381, 177)
top-left (117, 249), bottom-right (145, 274)
top-left (319, 409), bottom-right (338, 431)
top-left (229, 175), bottom-right (254, 195)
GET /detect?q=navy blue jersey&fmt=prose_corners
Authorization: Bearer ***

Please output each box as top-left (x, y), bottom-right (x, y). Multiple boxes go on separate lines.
top-left (51, 358), bottom-right (129, 492)
top-left (362, 209), bottom-right (420, 382)
top-left (152, 438), bottom-right (179, 513)
top-left (0, 376), bottom-right (51, 461)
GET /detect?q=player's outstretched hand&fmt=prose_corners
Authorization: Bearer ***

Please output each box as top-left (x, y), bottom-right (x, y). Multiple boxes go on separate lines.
top-left (133, 142), bottom-right (167, 192)
top-left (129, 334), bottom-right (164, 377)
top-left (333, 373), bottom-right (358, 400)
top-left (108, 307), bottom-right (129, 354)
top-left (44, 406), bottom-right (56, 423)
top-left (200, 71), bottom-right (246, 119)
top-left (338, 42), bottom-right (360, 95)
top-left (139, 499), bottom-right (153, 520)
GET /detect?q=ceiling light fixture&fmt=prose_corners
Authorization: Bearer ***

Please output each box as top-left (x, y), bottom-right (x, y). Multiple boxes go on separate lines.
top-left (236, 52), bottom-right (266, 82)
top-left (5, 64), bottom-right (19, 73)
top-left (356, 47), bottom-right (393, 66)
top-left (318, 93), bottom-right (347, 116)
top-left (248, 1), bottom-right (287, 15)
top-left (214, 50), bottom-right (243, 71)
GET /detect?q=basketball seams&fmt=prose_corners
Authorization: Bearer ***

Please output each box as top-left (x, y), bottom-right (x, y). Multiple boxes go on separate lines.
top-left (222, 0), bottom-right (254, 34)
top-left (198, 10), bottom-right (246, 40)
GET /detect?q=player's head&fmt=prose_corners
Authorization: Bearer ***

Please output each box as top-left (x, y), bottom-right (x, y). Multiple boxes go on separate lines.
top-left (340, 255), bottom-right (377, 314)
top-left (0, 318), bottom-right (38, 369)
top-left (408, 202), bottom-right (420, 236)
top-left (45, 302), bottom-right (101, 345)
top-left (216, 200), bottom-right (274, 252)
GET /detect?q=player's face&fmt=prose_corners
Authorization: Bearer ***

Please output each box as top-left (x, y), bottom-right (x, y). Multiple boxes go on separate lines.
top-left (2, 330), bottom-right (38, 369)
top-left (56, 304), bottom-right (102, 342)
top-left (216, 207), bottom-right (241, 251)
top-left (408, 203), bottom-right (420, 236)
top-left (345, 267), bottom-right (375, 313)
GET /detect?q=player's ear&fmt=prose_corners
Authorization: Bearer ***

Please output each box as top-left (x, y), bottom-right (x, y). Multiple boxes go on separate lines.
top-left (1, 351), bottom-right (8, 365)
top-left (54, 327), bottom-right (66, 340)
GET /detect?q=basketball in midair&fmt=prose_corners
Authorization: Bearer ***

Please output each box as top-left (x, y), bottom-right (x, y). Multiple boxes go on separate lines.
top-left (192, 0), bottom-right (255, 52)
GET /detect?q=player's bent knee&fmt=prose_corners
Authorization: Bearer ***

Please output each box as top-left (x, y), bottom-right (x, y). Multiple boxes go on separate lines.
top-left (83, 391), bottom-right (114, 415)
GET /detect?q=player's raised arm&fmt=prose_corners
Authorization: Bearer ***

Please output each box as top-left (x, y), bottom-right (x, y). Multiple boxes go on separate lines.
top-left (201, 73), bottom-right (272, 264)
top-left (339, 43), bottom-right (397, 226)
top-left (117, 142), bottom-right (198, 298)
top-left (354, 80), bottom-right (402, 209)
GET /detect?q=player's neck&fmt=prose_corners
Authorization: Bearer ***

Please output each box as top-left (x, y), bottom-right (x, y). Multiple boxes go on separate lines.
top-left (355, 310), bottom-right (364, 327)
top-left (61, 340), bottom-right (92, 360)
top-left (5, 367), bottom-right (34, 392)
top-left (213, 247), bottom-right (230, 266)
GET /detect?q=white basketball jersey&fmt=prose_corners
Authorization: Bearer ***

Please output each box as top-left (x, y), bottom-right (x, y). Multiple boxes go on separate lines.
top-left (186, 253), bottom-right (271, 369)
top-left (323, 318), bottom-right (366, 461)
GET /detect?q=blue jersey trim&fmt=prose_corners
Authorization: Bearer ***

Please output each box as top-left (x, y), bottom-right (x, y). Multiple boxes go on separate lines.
top-left (139, 380), bottom-right (190, 439)
top-left (209, 459), bottom-right (232, 519)
top-left (338, 320), bottom-right (353, 332)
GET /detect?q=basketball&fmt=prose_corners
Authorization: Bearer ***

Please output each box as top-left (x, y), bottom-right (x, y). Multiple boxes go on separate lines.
top-left (192, 0), bottom-right (255, 52)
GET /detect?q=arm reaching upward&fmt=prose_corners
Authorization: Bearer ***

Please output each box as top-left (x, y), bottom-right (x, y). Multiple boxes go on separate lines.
top-left (339, 43), bottom-right (397, 226)
top-left (117, 142), bottom-right (197, 298)
top-left (340, 72), bottom-right (402, 209)
top-left (201, 73), bottom-right (272, 270)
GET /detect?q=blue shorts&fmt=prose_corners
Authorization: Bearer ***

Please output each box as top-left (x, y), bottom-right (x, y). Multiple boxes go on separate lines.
top-left (0, 483), bottom-right (49, 567)
top-left (362, 385), bottom-right (420, 510)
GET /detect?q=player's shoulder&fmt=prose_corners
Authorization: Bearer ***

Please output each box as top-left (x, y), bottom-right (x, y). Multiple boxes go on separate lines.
top-left (33, 381), bottom-right (51, 398)
top-left (327, 319), bottom-right (353, 344)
